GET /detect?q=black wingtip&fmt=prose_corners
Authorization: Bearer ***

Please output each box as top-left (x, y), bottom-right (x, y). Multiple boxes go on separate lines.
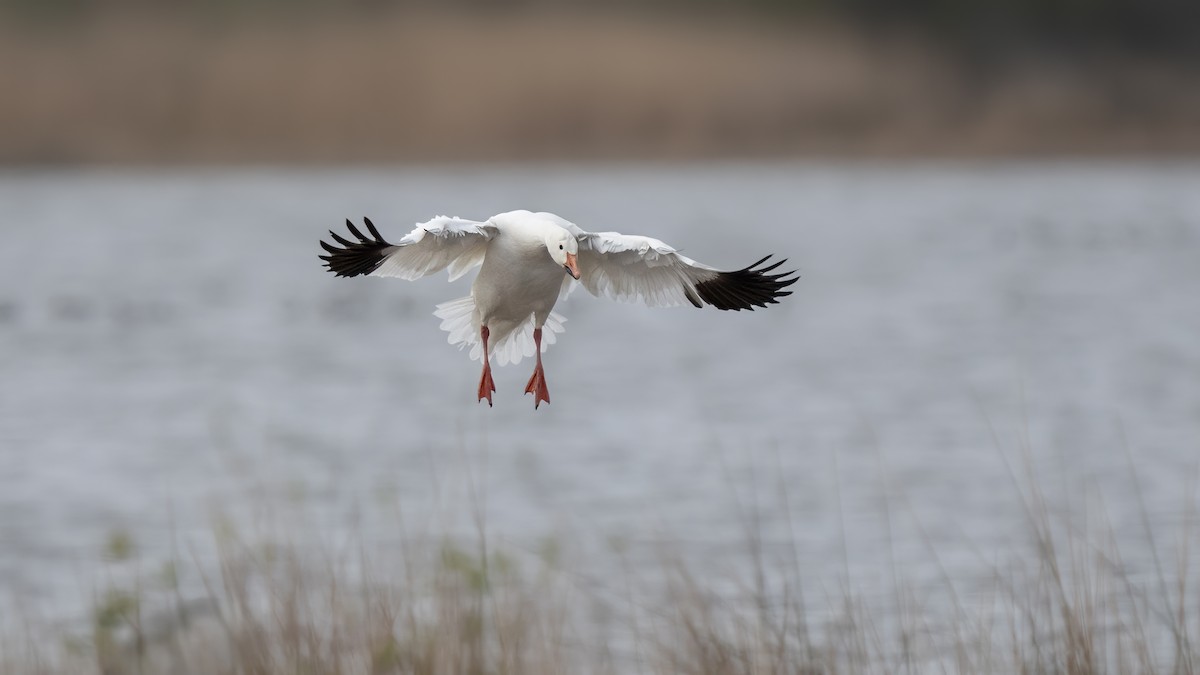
top-left (364, 217), bottom-right (383, 241)
top-left (693, 254), bottom-right (799, 311)
top-left (318, 218), bottom-right (394, 277)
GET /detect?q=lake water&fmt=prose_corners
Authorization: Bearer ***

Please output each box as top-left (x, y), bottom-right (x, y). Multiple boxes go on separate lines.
top-left (2, 162), bottom-right (1199, 630)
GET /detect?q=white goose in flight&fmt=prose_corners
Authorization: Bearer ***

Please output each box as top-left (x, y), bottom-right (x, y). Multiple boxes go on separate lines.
top-left (319, 210), bottom-right (796, 409)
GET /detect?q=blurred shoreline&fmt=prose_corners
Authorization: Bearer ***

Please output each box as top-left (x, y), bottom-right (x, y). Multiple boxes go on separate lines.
top-left (3, 8), bottom-right (1199, 165)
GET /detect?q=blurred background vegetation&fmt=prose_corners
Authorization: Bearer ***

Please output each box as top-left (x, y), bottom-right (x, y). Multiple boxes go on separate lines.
top-left (2, 0), bottom-right (1198, 163)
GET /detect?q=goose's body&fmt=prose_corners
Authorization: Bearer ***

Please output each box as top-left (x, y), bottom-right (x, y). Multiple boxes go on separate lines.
top-left (319, 210), bottom-right (796, 408)
top-left (470, 215), bottom-right (570, 352)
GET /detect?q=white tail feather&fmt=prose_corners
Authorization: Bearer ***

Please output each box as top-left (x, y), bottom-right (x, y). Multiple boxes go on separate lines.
top-left (433, 296), bottom-right (566, 366)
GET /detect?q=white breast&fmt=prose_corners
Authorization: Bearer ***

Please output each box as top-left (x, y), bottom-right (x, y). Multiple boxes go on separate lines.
top-left (472, 229), bottom-right (560, 321)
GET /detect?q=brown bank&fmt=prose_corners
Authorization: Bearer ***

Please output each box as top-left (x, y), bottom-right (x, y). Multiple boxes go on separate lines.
top-left (2, 8), bottom-right (1199, 164)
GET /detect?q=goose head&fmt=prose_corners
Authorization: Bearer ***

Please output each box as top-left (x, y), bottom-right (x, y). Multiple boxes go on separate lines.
top-left (545, 229), bottom-right (580, 279)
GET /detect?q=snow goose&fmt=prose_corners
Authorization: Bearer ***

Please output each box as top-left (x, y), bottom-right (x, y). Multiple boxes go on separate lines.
top-left (319, 210), bottom-right (797, 408)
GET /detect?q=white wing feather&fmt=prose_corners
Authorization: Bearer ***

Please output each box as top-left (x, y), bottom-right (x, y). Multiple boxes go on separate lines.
top-left (538, 211), bottom-right (796, 311)
top-left (540, 210), bottom-right (716, 307)
top-left (573, 231), bottom-right (718, 307)
top-left (371, 216), bottom-right (497, 281)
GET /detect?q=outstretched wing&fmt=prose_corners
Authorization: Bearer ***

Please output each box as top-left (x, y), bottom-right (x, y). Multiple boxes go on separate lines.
top-left (560, 223), bottom-right (797, 310)
top-left (319, 216), bottom-right (498, 281)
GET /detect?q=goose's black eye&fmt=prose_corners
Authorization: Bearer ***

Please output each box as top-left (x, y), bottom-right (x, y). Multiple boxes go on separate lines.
top-left (559, 244), bottom-right (564, 250)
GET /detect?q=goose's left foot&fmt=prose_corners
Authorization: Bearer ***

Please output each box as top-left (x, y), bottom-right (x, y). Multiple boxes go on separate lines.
top-left (524, 363), bottom-right (550, 409)
top-left (524, 328), bottom-right (550, 409)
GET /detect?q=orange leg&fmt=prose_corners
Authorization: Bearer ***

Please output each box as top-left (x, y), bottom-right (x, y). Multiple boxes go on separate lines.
top-left (477, 325), bottom-right (495, 407)
top-left (524, 328), bottom-right (550, 409)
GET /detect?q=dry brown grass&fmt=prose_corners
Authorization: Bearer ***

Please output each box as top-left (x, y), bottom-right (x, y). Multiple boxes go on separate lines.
top-left (3, 460), bottom-right (1198, 675)
top-left (2, 8), bottom-right (1200, 163)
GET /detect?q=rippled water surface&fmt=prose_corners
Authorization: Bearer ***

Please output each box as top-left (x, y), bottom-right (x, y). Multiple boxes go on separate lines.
top-left (2, 162), bottom-right (1199, 619)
